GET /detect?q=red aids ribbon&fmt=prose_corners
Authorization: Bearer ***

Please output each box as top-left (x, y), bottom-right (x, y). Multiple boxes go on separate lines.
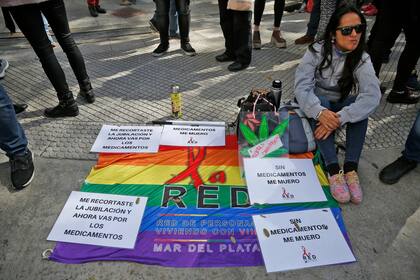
top-left (165, 147), bottom-right (206, 189)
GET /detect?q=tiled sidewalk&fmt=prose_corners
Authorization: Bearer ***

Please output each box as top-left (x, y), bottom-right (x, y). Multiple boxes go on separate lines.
top-left (0, 3), bottom-right (418, 160)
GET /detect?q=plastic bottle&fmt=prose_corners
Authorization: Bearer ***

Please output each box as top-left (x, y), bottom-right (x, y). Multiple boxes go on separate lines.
top-left (170, 85), bottom-right (182, 118)
top-left (272, 80), bottom-right (282, 110)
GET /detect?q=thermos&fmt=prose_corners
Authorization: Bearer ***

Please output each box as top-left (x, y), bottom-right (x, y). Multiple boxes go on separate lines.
top-left (272, 80), bottom-right (282, 109)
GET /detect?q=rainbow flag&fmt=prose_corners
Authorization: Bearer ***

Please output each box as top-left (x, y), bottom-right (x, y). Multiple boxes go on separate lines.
top-left (50, 136), bottom-right (349, 267)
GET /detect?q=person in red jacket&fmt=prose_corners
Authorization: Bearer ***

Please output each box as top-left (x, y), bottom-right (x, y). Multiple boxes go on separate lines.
top-left (87, 0), bottom-right (106, 17)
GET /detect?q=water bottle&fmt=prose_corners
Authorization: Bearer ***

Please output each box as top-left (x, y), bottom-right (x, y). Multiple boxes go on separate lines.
top-left (271, 80), bottom-right (282, 110)
top-left (170, 85), bottom-right (182, 118)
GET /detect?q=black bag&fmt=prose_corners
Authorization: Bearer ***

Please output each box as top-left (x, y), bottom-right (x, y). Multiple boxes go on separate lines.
top-left (237, 88), bottom-right (277, 112)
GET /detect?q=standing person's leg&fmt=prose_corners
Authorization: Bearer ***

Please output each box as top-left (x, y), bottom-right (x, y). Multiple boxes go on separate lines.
top-left (87, 0), bottom-right (98, 17)
top-left (295, 0), bottom-right (320, 44)
top-left (2, 7), bottom-right (16, 34)
top-left (153, 0), bottom-right (170, 56)
top-left (0, 84), bottom-right (34, 190)
top-left (9, 4), bottom-right (79, 117)
top-left (41, 0), bottom-right (94, 104)
top-left (169, 0), bottom-right (179, 38)
top-left (368, 0), bottom-right (401, 77)
top-left (216, 0), bottom-right (235, 61)
top-left (403, 111), bottom-right (420, 162)
top-left (271, 0), bottom-right (286, 48)
top-left (380, 110), bottom-right (420, 184)
top-left (387, 18), bottom-right (420, 104)
top-left (176, 0), bottom-right (196, 55)
top-left (315, 0), bottom-right (336, 40)
top-left (252, 0), bottom-right (265, 49)
top-left (229, 10), bottom-right (252, 71)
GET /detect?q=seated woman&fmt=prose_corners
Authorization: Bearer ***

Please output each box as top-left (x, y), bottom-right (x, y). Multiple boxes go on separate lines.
top-left (294, 4), bottom-right (381, 204)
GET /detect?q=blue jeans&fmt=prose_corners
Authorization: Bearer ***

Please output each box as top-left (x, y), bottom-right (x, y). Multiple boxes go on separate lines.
top-left (0, 84), bottom-right (28, 158)
top-left (403, 110), bottom-right (420, 162)
top-left (309, 95), bottom-right (368, 166)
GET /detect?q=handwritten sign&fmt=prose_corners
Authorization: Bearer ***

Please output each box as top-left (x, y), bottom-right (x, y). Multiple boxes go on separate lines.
top-left (253, 208), bottom-right (356, 272)
top-left (47, 191), bottom-right (148, 249)
top-left (248, 134), bottom-right (283, 158)
top-left (90, 125), bottom-right (163, 153)
top-left (243, 158), bottom-right (327, 204)
top-left (160, 125), bottom-right (225, 146)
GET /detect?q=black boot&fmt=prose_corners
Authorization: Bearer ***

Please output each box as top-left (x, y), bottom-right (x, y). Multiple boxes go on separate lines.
top-left (44, 97), bottom-right (79, 118)
top-left (88, 5), bottom-right (98, 17)
top-left (79, 79), bottom-right (95, 103)
top-left (95, 5), bottom-right (106, 13)
top-left (13, 103), bottom-right (28, 114)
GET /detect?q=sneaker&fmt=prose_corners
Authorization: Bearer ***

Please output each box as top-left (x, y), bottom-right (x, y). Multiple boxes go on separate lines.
top-left (328, 170), bottom-right (350, 203)
top-left (253, 31), bottom-right (261, 50)
top-left (44, 99), bottom-right (79, 118)
top-left (95, 5), bottom-right (106, 13)
top-left (344, 171), bottom-right (362, 204)
top-left (0, 58), bottom-right (9, 79)
top-left (181, 42), bottom-right (196, 56)
top-left (13, 103), bottom-right (28, 114)
top-left (406, 70), bottom-right (420, 91)
top-left (10, 150), bottom-right (34, 190)
top-left (271, 30), bottom-right (287, 48)
top-left (149, 19), bottom-right (159, 33)
top-left (88, 5), bottom-right (98, 17)
top-left (295, 34), bottom-right (314, 45)
top-left (152, 43), bottom-right (169, 57)
top-left (379, 156), bottom-right (418, 185)
top-left (387, 89), bottom-right (420, 104)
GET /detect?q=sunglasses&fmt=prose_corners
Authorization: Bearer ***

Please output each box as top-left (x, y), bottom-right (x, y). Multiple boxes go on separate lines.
top-left (336, 24), bottom-right (365, 36)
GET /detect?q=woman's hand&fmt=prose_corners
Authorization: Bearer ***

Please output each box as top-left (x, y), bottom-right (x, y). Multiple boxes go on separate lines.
top-left (314, 124), bottom-right (334, 140)
top-left (318, 109), bottom-right (341, 130)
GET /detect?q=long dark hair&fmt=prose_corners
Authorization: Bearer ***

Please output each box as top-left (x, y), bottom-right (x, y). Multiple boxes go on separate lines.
top-left (309, 4), bottom-right (367, 101)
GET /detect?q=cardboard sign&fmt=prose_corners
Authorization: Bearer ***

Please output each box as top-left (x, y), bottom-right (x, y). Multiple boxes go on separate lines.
top-left (47, 191), bottom-right (148, 249)
top-left (160, 125), bottom-right (225, 147)
top-left (243, 158), bottom-right (327, 204)
top-left (248, 134), bottom-right (283, 158)
top-left (253, 208), bottom-right (356, 272)
top-left (90, 125), bottom-right (163, 153)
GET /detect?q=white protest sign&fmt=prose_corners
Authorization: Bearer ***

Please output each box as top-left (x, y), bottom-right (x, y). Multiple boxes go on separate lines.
top-left (160, 125), bottom-right (225, 146)
top-left (253, 208), bottom-right (356, 272)
top-left (243, 158), bottom-right (327, 204)
top-left (47, 191), bottom-right (148, 249)
top-left (248, 134), bottom-right (283, 158)
top-left (90, 125), bottom-right (163, 153)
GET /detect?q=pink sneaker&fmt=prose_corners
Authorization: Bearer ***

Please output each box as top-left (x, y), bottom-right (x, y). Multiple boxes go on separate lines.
top-left (328, 170), bottom-right (350, 203)
top-left (345, 171), bottom-right (363, 204)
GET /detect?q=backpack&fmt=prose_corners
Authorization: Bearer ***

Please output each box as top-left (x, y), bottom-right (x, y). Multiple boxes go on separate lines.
top-left (279, 101), bottom-right (316, 154)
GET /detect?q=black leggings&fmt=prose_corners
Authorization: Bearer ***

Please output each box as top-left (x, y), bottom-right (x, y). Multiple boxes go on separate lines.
top-left (253, 0), bottom-right (285, 28)
top-left (9, 0), bottom-right (90, 101)
top-left (368, 0), bottom-right (420, 91)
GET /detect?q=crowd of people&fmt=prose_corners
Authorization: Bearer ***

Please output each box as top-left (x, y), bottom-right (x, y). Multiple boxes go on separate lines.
top-left (0, 0), bottom-right (419, 205)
